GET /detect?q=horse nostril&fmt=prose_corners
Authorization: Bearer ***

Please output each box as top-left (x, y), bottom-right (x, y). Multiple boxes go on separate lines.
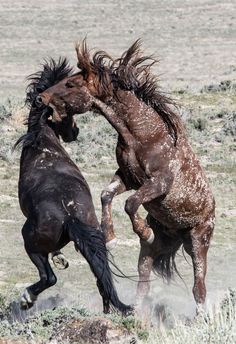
top-left (36, 96), bottom-right (43, 104)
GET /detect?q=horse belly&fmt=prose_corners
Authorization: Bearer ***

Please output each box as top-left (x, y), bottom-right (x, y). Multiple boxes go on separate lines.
top-left (144, 178), bottom-right (214, 229)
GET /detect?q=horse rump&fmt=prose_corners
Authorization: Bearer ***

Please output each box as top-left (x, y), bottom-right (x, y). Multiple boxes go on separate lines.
top-left (65, 217), bottom-right (133, 315)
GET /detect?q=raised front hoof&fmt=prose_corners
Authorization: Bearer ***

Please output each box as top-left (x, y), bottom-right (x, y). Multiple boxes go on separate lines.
top-left (52, 253), bottom-right (69, 270)
top-left (106, 237), bottom-right (118, 251)
top-left (20, 289), bottom-right (37, 310)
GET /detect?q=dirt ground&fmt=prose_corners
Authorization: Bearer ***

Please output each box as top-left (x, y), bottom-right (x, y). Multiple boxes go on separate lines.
top-left (0, 0), bottom-right (236, 334)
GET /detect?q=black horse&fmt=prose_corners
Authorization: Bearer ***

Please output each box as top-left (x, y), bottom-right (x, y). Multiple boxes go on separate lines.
top-left (15, 59), bottom-right (132, 315)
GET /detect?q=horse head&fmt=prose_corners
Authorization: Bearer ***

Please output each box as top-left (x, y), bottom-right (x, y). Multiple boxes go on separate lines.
top-left (26, 58), bottom-right (80, 144)
top-left (47, 109), bottom-right (79, 143)
top-left (38, 72), bottom-right (94, 121)
top-left (38, 40), bottom-right (113, 120)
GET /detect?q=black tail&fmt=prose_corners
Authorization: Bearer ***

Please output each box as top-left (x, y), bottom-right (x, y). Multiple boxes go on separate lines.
top-left (152, 236), bottom-right (182, 282)
top-left (66, 218), bottom-right (132, 315)
top-left (147, 215), bottom-right (182, 282)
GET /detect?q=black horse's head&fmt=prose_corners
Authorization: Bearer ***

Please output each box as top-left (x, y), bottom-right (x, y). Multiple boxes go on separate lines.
top-left (23, 58), bottom-right (79, 146)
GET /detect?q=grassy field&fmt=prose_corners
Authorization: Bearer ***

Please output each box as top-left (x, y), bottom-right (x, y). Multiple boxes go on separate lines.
top-left (0, 0), bottom-right (236, 342)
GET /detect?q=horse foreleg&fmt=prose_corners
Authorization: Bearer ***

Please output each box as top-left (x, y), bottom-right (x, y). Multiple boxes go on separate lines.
top-left (101, 169), bottom-right (128, 250)
top-left (183, 220), bottom-right (214, 310)
top-left (21, 252), bottom-right (57, 310)
top-left (125, 176), bottom-right (169, 243)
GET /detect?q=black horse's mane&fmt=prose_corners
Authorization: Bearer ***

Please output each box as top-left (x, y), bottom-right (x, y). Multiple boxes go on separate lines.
top-left (15, 58), bottom-right (73, 148)
top-left (76, 39), bottom-right (182, 142)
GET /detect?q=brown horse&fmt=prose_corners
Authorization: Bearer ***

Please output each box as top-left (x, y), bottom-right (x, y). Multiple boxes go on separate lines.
top-left (15, 58), bottom-right (132, 315)
top-left (38, 40), bottom-right (215, 309)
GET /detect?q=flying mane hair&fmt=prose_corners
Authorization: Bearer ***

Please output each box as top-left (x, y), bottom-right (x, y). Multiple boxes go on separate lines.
top-left (76, 39), bottom-right (182, 143)
top-left (14, 58), bottom-right (73, 148)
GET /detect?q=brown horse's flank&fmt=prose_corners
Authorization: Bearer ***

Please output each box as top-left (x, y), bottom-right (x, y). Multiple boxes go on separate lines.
top-left (40, 40), bottom-right (215, 309)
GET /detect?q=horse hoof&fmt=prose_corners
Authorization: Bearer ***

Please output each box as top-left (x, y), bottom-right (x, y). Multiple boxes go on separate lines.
top-left (196, 303), bottom-right (206, 316)
top-left (52, 253), bottom-right (69, 270)
top-left (146, 229), bottom-right (155, 244)
top-left (123, 305), bottom-right (135, 317)
top-left (20, 289), bottom-right (37, 310)
top-left (106, 237), bottom-right (118, 250)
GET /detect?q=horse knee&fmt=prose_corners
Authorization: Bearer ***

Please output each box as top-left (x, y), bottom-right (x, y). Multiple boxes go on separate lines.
top-left (101, 189), bottom-right (113, 205)
top-left (101, 180), bottom-right (121, 205)
top-left (125, 196), bottom-right (139, 216)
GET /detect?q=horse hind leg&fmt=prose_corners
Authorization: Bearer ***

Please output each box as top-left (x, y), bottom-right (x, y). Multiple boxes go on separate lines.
top-left (21, 252), bottom-right (57, 310)
top-left (137, 241), bottom-right (155, 301)
top-left (51, 251), bottom-right (69, 270)
top-left (183, 220), bottom-right (214, 310)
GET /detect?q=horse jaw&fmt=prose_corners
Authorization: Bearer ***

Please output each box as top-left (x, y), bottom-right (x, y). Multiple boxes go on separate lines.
top-left (49, 103), bottom-right (67, 122)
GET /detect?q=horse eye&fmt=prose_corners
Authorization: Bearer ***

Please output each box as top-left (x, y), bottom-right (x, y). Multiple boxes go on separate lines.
top-left (65, 81), bottom-right (74, 88)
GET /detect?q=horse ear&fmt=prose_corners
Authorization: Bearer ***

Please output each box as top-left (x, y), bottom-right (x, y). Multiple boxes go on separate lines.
top-left (76, 39), bottom-right (91, 78)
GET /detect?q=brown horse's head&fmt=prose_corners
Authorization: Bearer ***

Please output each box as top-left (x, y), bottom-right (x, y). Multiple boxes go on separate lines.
top-left (38, 72), bottom-right (95, 121)
top-left (38, 40), bottom-right (113, 120)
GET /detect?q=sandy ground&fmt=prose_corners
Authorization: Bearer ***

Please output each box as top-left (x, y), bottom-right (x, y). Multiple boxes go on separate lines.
top-left (0, 0), bottom-right (235, 323)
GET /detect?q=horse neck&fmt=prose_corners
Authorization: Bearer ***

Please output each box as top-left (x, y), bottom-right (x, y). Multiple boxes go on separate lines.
top-left (27, 108), bottom-right (57, 148)
top-left (37, 126), bottom-right (66, 153)
top-left (26, 124), bottom-right (66, 157)
top-left (94, 89), bottom-right (168, 143)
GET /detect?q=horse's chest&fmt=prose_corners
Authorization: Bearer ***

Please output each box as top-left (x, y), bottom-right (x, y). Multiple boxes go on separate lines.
top-left (116, 145), bottom-right (146, 188)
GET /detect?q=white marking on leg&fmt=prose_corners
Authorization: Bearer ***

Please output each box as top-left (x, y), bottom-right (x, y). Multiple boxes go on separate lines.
top-left (105, 180), bottom-right (120, 193)
top-left (146, 229), bottom-right (155, 244)
top-left (21, 289), bottom-right (37, 308)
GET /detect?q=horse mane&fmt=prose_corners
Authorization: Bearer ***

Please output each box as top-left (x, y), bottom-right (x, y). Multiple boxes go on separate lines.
top-left (76, 39), bottom-right (182, 142)
top-left (15, 58), bottom-right (73, 148)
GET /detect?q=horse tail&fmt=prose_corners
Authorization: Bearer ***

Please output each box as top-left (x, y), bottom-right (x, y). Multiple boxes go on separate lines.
top-left (152, 242), bottom-right (182, 282)
top-left (66, 218), bottom-right (132, 314)
top-left (147, 215), bottom-right (182, 282)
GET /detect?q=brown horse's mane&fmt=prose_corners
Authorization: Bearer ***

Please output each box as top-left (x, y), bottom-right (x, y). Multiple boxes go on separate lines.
top-left (76, 39), bottom-right (183, 142)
